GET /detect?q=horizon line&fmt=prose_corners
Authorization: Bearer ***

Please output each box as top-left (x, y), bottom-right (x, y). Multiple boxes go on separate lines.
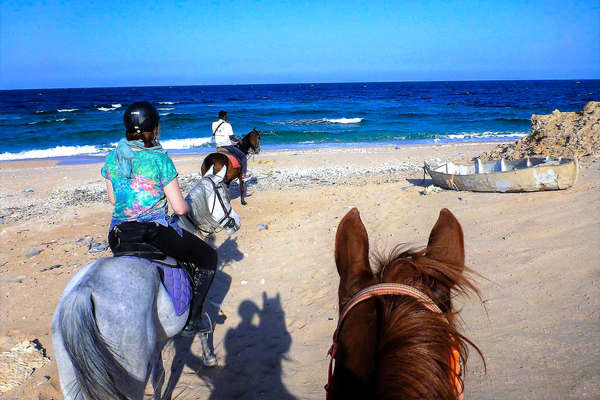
top-left (2, 77), bottom-right (599, 92)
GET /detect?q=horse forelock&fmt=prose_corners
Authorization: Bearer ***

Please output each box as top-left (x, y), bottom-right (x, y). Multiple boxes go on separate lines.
top-left (340, 247), bottom-right (483, 399)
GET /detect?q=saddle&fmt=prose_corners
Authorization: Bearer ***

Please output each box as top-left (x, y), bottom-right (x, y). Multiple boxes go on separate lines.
top-left (216, 147), bottom-right (242, 169)
top-left (111, 224), bottom-right (192, 316)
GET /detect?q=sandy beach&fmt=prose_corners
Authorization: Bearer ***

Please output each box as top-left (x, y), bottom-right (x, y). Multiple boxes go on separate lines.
top-left (1, 142), bottom-right (599, 399)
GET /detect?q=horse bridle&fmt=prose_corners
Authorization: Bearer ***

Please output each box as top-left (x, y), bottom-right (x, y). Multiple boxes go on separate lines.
top-left (198, 175), bottom-right (236, 234)
top-left (240, 131), bottom-right (260, 156)
top-left (325, 283), bottom-right (463, 400)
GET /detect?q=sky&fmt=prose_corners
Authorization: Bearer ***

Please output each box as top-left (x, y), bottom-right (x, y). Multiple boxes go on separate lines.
top-left (1, 0), bottom-right (599, 89)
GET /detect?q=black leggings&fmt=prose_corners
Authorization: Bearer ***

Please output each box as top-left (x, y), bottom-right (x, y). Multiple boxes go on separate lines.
top-left (108, 221), bottom-right (217, 271)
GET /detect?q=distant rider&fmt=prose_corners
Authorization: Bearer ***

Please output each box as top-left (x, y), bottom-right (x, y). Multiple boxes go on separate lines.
top-left (212, 110), bottom-right (250, 179)
top-left (102, 101), bottom-right (216, 336)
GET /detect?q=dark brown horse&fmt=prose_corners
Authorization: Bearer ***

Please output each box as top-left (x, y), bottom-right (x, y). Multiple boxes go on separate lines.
top-left (328, 208), bottom-right (483, 400)
top-left (201, 128), bottom-right (261, 205)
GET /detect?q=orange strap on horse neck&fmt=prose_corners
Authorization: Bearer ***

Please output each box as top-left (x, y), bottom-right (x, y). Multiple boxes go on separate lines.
top-left (326, 283), bottom-right (463, 400)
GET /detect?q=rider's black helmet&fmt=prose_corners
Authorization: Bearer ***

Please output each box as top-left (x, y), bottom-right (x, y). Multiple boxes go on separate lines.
top-left (124, 101), bottom-right (160, 134)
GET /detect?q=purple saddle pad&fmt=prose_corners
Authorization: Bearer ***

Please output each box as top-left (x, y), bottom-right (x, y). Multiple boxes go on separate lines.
top-left (155, 263), bottom-right (192, 316)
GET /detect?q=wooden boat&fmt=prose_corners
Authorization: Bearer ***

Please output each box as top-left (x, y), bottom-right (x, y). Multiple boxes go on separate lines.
top-left (424, 157), bottom-right (578, 192)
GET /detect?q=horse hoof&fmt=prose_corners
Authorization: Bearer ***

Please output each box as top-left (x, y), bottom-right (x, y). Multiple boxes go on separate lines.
top-left (200, 334), bottom-right (218, 367)
top-left (203, 354), bottom-right (218, 368)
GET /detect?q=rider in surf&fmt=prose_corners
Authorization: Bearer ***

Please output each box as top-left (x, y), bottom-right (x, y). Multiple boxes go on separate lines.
top-left (212, 110), bottom-right (251, 179)
top-left (102, 101), bottom-right (216, 336)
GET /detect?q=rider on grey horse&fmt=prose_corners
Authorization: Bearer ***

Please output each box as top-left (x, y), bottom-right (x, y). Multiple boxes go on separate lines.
top-left (102, 101), bottom-right (214, 336)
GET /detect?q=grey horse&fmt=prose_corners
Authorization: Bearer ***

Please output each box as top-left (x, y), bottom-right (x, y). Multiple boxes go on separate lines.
top-left (51, 165), bottom-right (241, 400)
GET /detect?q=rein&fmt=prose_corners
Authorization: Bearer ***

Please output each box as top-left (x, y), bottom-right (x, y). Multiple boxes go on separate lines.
top-left (237, 131), bottom-right (260, 157)
top-left (196, 175), bottom-right (236, 235)
top-left (326, 283), bottom-right (463, 400)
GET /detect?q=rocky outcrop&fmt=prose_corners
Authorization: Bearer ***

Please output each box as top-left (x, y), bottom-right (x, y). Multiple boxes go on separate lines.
top-left (0, 340), bottom-right (50, 393)
top-left (480, 101), bottom-right (600, 161)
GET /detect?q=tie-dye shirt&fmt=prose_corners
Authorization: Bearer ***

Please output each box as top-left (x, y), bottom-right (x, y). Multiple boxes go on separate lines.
top-left (101, 148), bottom-right (177, 229)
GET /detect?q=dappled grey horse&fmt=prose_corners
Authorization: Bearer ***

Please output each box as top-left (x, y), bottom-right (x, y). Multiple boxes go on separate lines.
top-left (51, 165), bottom-right (241, 400)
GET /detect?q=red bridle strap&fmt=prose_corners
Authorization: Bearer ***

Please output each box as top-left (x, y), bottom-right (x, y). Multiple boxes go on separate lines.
top-left (326, 283), bottom-right (454, 399)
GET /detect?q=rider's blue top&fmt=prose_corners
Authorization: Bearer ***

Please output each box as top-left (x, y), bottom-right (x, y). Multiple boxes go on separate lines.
top-left (101, 146), bottom-right (181, 234)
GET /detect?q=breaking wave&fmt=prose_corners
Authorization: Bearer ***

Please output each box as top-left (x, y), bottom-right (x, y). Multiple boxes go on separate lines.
top-left (0, 145), bottom-right (100, 161)
top-left (276, 117), bottom-right (365, 125)
top-left (160, 137), bottom-right (213, 149)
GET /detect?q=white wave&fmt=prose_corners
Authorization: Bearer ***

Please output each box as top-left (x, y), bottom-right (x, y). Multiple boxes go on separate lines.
top-left (160, 137), bottom-right (213, 149)
top-left (324, 117), bottom-right (364, 124)
top-left (159, 112), bottom-right (171, 116)
top-left (111, 104), bottom-right (122, 108)
top-left (282, 117), bottom-right (365, 125)
top-left (157, 107), bottom-right (174, 111)
top-left (57, 108), bottom-right (79, 112)
top-left (446, 131), bottom-right (528, 139)
top-left (35, 110), bottom-right (46, 113)
top-left (28, 118), bottom-right (67, 125)
top-left (0, 145), bottom-right (99, 161)
top-left (158, 101), bottom-right (178, 105)
top-left (97, 107), bottom-right (118, 111)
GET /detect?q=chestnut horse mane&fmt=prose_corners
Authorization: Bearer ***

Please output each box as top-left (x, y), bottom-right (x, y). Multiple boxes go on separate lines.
top-left (364, 245), bottom-right (484, 400)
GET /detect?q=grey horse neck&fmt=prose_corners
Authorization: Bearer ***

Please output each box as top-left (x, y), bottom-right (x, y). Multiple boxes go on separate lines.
top-left (185, 176), bottom-right (226, 234)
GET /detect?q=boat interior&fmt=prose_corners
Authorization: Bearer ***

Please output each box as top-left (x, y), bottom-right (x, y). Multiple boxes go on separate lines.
top-left (433, 157), bottom-right (572, 175)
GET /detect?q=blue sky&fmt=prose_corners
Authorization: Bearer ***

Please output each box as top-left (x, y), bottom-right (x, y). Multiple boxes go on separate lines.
top-left (1, 0), bottom-right (599, 89)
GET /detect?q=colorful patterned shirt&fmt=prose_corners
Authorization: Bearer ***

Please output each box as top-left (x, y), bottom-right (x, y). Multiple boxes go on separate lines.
top-left (101, 148), bottom-right (178, 229)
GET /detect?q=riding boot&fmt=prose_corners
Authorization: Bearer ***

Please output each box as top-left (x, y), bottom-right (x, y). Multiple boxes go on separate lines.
top-left (181, 264), bottom-right (215, 337)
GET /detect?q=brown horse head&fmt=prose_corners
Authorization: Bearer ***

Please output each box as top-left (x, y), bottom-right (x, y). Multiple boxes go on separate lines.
top-left (239, 127), bottom-right (261, 155)
top-left (330, 208), bottom-right (482, 399)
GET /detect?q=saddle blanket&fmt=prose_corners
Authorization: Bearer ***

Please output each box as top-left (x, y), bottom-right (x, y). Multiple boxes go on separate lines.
top-left (123, 256), bottom-right (192, 316)
top-left (225, 154), bottom-right (241, 169)
top-left (156, 263), bottom-right (192, 316)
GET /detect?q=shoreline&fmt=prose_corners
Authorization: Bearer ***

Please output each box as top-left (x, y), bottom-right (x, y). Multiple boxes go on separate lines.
top-left (0, 136), bottom-right (520, 166)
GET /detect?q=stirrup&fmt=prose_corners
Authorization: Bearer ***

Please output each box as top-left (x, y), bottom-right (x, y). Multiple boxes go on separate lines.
top-left (180, 311), bottom-right (213, 337)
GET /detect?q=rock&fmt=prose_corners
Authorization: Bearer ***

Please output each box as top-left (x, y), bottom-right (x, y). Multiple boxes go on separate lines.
top-left (0, 340), bottom-right (50, 393)
top-left (40, 265), bottom-right (62, 272)
top-left (420, 185), bottom-right (443, 195)
top-left (25, 248), bottom-right (42, 258)
top-left (88, 241), bottom-right (108, 253)
top-left (479, 101), bottom-right (600, 161)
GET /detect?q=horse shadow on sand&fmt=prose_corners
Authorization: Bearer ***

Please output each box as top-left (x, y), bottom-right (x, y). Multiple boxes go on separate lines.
top-left (227, 176), bottom-right (258, 201)
top-left (159, 239), bottom-right (296, 399)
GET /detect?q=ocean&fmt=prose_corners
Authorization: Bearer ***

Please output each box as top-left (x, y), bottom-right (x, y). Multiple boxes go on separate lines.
top-left (1, 80), bottom-right (598, 161)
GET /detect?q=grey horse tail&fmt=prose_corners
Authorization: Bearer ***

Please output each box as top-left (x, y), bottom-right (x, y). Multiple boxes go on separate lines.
top-left (58, 285), bottom-right (135, 400)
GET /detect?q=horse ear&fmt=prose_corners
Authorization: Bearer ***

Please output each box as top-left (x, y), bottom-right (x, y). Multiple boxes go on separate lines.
top-left (335, 208), bottom-right (373, 297)
top-left (216, 165), bottom-right (227, 180)
top-left (204, 165), bottom-right (214, 176)
top-left (426, 208), bottom-right (465, 267)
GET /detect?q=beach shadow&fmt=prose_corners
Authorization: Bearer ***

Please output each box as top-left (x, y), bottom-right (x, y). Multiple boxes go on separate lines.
top-left (228, 176), bottom-right (258, 201)
top-left (406, 177), bottom-right (434, 188)
top-left (206, 292), bottom-right (297, 400)
top-left (160, 292), bottom-right (296, 399)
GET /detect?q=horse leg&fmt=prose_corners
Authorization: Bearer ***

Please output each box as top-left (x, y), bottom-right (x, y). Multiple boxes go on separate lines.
top-left (150, 342), bottom-right (166, 400)
top-left (239, 172), bottom-right (247, 205)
